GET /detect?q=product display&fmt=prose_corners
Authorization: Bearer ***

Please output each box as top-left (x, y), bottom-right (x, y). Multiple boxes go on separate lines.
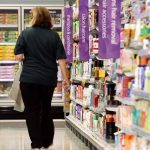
top-left (0, 6), bottom-right (64, 109)
top-left (66, 0), bottom-right (150, 149)
top-left (114, 1), bottom-right (150, 150)
top-left (0, 8), bottom-right (19, 104)
top-left (1, 0), bottom-right (150, 149)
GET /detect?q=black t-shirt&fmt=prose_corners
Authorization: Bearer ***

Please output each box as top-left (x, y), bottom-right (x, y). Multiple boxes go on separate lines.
top-left (14, 27), bottom-right (66, 86)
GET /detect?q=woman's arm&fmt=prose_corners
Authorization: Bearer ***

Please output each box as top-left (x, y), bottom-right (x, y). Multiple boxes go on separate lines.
top-left (57, 59), bottom-right (69, 90)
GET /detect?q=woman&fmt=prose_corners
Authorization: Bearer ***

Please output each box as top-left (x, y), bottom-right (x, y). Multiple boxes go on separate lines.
top-left (14, 6), bottom-right (69, 150)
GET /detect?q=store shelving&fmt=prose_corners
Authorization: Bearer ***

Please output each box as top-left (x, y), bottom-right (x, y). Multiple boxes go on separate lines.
top-left (70, 97), bottom-right (88, 108)
top-left (0, 43), bottom-right (16, 45)
top-left (89, 106), bottom-right (104, 114)
top-left (66, 115), bottom-right (115, 150)
top-left (0, 79), bottom-right (14, 82)
top-left (139, 10), bottom-right (150, 19)
top-left (124, 72), bottom-right (135, 78)
top-left (0, 7), bottom-right (20, 110)
top-left (0, 61), bottom-right (18, 64)
top-left (131, 89), bottom-right (150, 100)
top-left (0, 94), bottom-right (9, 98)
top-left (106, 106), bottom-right (118, 112)
top-left (71, 76), bottom-right (95, 84)
top-left (115, 96), bottom-right (136, 106)
top-left (115, 124), bottom-right (135, 134)
top-left (0, 99), bottom-right (15, 107)
top-left (116, 123), bottom-right (150, 141)
top-left (138, 49), bottom-right (150, 58)
top-left (0, 24), bottom-right (18, 28)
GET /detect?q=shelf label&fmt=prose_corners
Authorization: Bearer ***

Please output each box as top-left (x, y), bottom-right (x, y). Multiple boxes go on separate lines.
top-left (98, 0), bottom-right (121, 59)
top-left (64, 7), bottom-right (73, 62)
top-left (79, 0), bottom-right (90, 61)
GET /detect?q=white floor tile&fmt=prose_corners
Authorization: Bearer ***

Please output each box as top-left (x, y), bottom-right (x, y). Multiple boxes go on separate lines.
top-left (0, 121), bottom-right (89, 150)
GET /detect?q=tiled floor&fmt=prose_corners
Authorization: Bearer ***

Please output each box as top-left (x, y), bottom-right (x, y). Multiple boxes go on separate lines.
top-left (0, 120), bottom-right (89, 150)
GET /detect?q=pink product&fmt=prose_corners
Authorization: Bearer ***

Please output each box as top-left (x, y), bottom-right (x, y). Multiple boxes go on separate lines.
top-left (0, 70), bottom-right (15, 74)
top-left (0, 76), bottom-right (14, 79)
top-left (0, 72), bottom-right (14, 75)
top-left (121, 88), bottom-right (128, 97)
top-left (0, 68), bottom-right (14, 71)
top-left (120, 30), bottom-right (125, 41)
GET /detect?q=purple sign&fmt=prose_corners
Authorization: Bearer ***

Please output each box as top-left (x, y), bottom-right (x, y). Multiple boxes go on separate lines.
top-left (64, 7), bottom-right (73, 62)
top-left (79, 0), bottom-right (90, 61)
top-left (99, 0), bottom-right (121, 59)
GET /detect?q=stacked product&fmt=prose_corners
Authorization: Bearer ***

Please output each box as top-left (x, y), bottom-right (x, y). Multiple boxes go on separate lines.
top-left (0, 13), bottom-right (17, 24)
top-left (0, 31), bottom-right (18, 43)
top-left (67, 0), bottom-right (120, 146)
top-left (0, 45), bottom-right (15, 61)
top-left (114, 0), bottom-right (150, 149)
top-left (0, 65), bottom-right (16, 80)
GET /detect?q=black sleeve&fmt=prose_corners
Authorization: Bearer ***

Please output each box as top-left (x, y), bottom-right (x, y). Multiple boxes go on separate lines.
top-left (55, 33), bottom-right (67, 60)
top-left (14, 31), bottom-right (26, 55)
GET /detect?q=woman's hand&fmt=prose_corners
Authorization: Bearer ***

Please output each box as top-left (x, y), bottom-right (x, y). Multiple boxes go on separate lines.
top-left (15, 54), bottom-right (24, 62)
top-left (62, 79), bottom-right (70, 91)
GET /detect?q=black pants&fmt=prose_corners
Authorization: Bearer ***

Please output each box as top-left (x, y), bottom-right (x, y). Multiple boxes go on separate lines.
top-left (20, 82), bottom-right (55, 149)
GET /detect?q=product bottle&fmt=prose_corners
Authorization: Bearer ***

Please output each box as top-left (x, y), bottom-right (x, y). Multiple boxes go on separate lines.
top-left (94, 60), bottom-right (99, 80)
top-left (144, 66), bottom-right (149, 91)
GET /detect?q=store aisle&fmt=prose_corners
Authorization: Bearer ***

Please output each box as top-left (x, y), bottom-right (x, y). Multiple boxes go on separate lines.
top-left (0, 120), bottom-right (89, 150)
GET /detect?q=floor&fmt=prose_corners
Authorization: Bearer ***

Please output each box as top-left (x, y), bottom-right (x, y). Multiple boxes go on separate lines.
top-left (0, 120), bottom-right (89, 150)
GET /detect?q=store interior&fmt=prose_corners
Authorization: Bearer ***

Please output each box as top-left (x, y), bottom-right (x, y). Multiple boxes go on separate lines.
top-left (0, 0), bottom-right (150, 150)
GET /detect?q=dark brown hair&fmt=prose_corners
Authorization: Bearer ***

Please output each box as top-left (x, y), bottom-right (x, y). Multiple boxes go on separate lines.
top-left (31, 6), bottom-right (53, 29)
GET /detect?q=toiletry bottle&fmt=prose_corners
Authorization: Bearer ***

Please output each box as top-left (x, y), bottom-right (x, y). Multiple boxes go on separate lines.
top-left (94, 60), bottom-right (99, 80)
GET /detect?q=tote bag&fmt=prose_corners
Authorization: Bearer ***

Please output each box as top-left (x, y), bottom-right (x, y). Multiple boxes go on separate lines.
top-left (9, 67), bottom-right (24, 112)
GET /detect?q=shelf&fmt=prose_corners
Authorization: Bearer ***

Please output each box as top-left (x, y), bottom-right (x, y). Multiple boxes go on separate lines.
top-left (66, 115), bottom-right (115, 150)
top-left (53, 24), bottom-right (62, 28)
top-left (115, 124), bottom-right (135, 134)
top-left (121, 18), bottom-right (129, 24)
top-left (138, 49), bottom-right (150, 58)
top-left (0, 94), bottom-right (8, 98)
top-left (131, 89), bottom-right (150, 100)
top-left (53, 93), bottom-right (62, 97)
top-left (89, 106), bottom-right (104, 114)
top-left (0, 24), bottom-right (18, 28)
top-left (124, 72), bottom-right (135, 77)
top-left (115, 96), bottom-right (136, 106)
top-left (71, 76), bottom-right (95, 84)
top-left (51, 102), bottom-right (64, 107)
top-left (0, 79), bottom-right (14, 82)
top-left (0, 60), bottom-right (18, 64)
top-left (128, 41), bottom-right (143, 50)
top-left (116, 70), bottom-right (135, 77)
top-left (132, 125), bottom-right (150, 140)
top-left (0, 43), bottom-right (16, 45)
top-left (0, 99), bottom-right (15, 107)
top-left (70, 97), bottom-right (88, 108)
top-left (106, 106), bottom-right (118, 112)
top-left (116, 123), bottom-right (150, 140)
top-left (139, 10), bottom-right (150, 19)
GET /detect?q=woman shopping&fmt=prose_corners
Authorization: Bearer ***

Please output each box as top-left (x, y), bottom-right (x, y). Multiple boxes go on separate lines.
top-left (14, 6), bottom-right (69, 150)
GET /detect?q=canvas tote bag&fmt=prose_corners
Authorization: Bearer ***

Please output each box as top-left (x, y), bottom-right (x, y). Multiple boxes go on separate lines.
top-left (9, 66), bottom-right (24, 112)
